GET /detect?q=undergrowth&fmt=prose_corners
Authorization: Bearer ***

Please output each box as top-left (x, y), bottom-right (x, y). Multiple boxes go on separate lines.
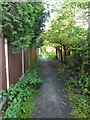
top-left (45, 52), bottom-right (56, 59)
top-left (17, 95), bottom-right (35, 118)
top-left (57, 66), bottom-right (90, 118)
top-left (39, 51), bottom-right (56, 59)
top-left (0, 62), bottom-right (42, 118)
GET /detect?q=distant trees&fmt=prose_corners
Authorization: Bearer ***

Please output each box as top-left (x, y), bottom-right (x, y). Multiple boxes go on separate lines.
top-left (40, 0), bottom-right (89, 73)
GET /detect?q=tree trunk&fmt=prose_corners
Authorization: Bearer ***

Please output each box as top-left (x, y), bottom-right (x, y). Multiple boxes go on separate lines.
top-left (67, 51), bottom-right (70, 56)
top-left (63, 45), bottom-right (67, 64)
top-left (56, 47), bottom-right (58, 59)
top-left (60, 46), bottom-right (63, 62)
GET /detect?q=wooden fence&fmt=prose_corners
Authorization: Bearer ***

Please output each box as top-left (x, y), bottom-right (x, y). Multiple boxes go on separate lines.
top-left (0, 37), bottom-right (39, 91)
top-left (0, 37), bottom-right (7, 91)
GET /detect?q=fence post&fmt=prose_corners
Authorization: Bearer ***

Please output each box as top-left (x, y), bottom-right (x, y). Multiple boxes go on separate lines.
top-left (0, 37), bottom-right (3, 90)
top-left (39, 48), bottom-right (40, 55)
top-left (5, 39), bottom-right (9, 90)
top-left (22, 50), bottom-right (24, 77)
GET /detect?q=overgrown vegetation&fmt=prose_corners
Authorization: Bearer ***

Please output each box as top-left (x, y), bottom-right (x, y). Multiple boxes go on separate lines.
top-left (65, 73), bottom-right (90, 118)
top-left (39, 50), bottom-right (55, 59)
top-left (45, 52), bottom-right (56, 59)
top-left (57, 66), bottom-right (90, 118)
top-left (39, 0), bottom-right (89, 73)
top-left (0, 62), bottom-right (42, 118)
top-left (1, 2), bottom-right (48, 53)
top-left (0, 0), bottom-right (90, 118)
top-left (18, 95), bottom-right (34, 118)
top-left (39, 42), bottom-right (56, 59)
top-left (39, 1), bottom-right (89, 118)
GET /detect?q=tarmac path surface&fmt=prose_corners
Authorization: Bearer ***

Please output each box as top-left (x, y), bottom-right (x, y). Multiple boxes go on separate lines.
top-left (32, 59), bottom-right (72, 118)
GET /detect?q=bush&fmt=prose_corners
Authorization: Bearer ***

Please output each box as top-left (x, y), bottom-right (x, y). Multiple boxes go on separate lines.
top-left (0, 62), bottom-right (42, 118)
top-left (64, 72), bottom-right (90, 118)
top-left (66, 52), bottom-right (81, 71)
top-left (45, 52), bottom-right (56, 59)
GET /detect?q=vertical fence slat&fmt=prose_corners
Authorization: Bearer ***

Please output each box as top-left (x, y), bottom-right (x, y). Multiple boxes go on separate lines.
top-left (22, 50), bottom-right (25, 77)
top-left (5, 39), bottom-right (9, 90)
top-left (0, 37), bottom-right (7, 91)
top-left (0, 42), bottom-right (39, 90)
top-left (0, 37), bottom-right (3, 90)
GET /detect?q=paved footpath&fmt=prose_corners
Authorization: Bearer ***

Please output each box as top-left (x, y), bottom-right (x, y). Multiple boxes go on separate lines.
top-left (32, 59), bottom-right (72, 118)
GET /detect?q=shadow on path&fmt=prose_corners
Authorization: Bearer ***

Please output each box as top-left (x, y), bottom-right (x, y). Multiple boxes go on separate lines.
top-left (32, 58), bottom-right (72, 118)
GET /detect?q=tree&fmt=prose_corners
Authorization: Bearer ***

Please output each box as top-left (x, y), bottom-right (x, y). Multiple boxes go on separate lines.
top-left (1, 2), bottom-right (47, 53)
top-left (40, 0), bottom-right (89, 72)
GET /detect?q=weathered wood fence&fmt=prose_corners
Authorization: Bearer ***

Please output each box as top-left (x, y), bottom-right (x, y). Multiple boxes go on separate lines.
top-left (0, 37), bottom-right (39, 91)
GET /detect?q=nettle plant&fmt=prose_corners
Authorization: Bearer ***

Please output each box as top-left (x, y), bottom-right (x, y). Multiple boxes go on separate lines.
top-left (1, 2), bottom-right (47, 53)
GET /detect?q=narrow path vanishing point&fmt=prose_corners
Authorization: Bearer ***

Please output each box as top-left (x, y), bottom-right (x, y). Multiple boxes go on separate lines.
top-left (32, 59), bottom-right (72, 118)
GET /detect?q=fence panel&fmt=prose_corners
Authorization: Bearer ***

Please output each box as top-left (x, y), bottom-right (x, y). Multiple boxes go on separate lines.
top-left (24, 48), bottom-right (30, 72)
top-left (8, 44), bottom-right (22, 85)
top-left (29, 47), bottom-right (39, 67)
top-left (30, 47), bottom-right (35, 66)
top-left (0, 42), bottom-right (39, 90)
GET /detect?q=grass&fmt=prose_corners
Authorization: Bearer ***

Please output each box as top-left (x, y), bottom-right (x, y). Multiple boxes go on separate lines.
top-left (17, 94), bottom-right (35, 118)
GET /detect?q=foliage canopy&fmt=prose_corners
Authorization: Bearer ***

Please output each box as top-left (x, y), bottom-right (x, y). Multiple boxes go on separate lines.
top-left (1, 2), bottom-right (48, 53)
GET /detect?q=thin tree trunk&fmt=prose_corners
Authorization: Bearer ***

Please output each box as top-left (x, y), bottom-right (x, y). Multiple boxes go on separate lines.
top-left (67, 51), bottom-right (70, 56)
top-left (58, 46), bottom-right (63, 62)
top-left (63, 45), bottom-right (67, 64)
top-left (60, 46), bottom-right (63, 62)
top-left (56, 47), bottom-right (58, 59)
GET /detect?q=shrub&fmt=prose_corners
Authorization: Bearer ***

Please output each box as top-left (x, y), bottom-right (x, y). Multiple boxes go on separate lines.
top-left (0, 62), bottom-right (42, 118)
top-left (46, 51), bottom-right (56, 59)
top-left (64, 72), bottom-right (90, 118)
